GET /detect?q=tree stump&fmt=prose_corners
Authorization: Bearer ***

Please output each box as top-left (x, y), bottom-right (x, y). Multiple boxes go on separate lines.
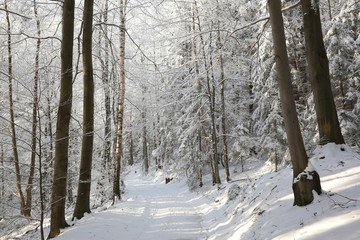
top-left (292, 171), bottom-right (322, 206)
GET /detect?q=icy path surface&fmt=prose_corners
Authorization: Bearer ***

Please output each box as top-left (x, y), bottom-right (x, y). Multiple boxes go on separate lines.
top-left (56, 174), bottom-right (208, 240)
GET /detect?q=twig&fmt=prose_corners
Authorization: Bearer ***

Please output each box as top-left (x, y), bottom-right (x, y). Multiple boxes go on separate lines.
top-left (0, 8), bottom-right (32, 19)
top-left (324, 191), bottom-right (358, 208)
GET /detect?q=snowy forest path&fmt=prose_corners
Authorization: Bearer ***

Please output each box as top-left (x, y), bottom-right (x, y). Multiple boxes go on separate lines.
top-left (56, 172), bottom-right (210, 240)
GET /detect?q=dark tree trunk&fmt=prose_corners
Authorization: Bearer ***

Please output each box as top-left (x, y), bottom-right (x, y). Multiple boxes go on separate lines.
top-left (48, 0), bottom-right (75, 237)
top-left (37, 100), bottom-right (45, 240)
top-left (73, 0), bottom-right (94, 220)
top-left (268, 0), bottom-right (321, 206)
top-left (5, 0), bottom-right (26, 217)
top-left (300, 0), bottom-right (344, 145)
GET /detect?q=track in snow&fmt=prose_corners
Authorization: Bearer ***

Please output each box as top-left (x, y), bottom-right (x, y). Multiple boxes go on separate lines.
top-left (56, 174), bottom-right (208, 240)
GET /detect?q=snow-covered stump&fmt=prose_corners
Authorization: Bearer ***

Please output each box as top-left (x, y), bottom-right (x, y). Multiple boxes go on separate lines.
top-left (292, 170), bottom-right (322, 206)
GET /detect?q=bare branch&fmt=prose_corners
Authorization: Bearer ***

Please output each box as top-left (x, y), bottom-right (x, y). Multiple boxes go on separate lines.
top-left (0, 8), bottom-right (32, 20)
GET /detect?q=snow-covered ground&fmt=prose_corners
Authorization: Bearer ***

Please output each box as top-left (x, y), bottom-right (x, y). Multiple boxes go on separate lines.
top-left (2, 143), bottom-right (360, 239)
top-left (57, 172), bottom-right (209, 240)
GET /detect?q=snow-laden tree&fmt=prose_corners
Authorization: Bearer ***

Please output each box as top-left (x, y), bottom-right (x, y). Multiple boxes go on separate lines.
top-left (324, 1), bottom-right (360, 147)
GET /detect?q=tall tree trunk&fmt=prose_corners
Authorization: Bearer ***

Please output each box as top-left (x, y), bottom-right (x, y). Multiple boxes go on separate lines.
top-left (216, 0), bottom-right (230, 182)
top-left (113, 0), bottom-right (126, 203)
top-left (193, 0), bottom-right (221, 185)
top-left (73, 0), bottom-right (94, 220)
top-left (128, 110), bottom-right (134, 166)
top-left (0, 143), bottom-right (4, 200)
top-left (95, 0), bottom-right (111, 206)
top-left (5, 0), bottom-right (27, 217)
top-left (142, 110), bottom-right (149, 174)
top-left (153, 121), bottom-right (158, 170)
top-left (48, 0), bottom-right (75, 238)
top-left (142, 86), bottom-right (149, 174)
top-left (300, 0), bottom-right (344, 145)
top-left (37, 108), bottom-right (45, 240)
top-left (23, 0), bottom-right (42, 217)
top-left (102, 0), bottom-right (112, 174)
top-left (43, 72), bottom-right (54, 208)
top-left (208, 30), bottom-right (221, 185)
top-left (191, 0), bottom-right (207, 187)
top-left (268, 0), bottom-right (321, 206)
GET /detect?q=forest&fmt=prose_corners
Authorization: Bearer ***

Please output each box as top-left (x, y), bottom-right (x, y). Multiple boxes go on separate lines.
top-left (0, 0), bottom-right (359, 239)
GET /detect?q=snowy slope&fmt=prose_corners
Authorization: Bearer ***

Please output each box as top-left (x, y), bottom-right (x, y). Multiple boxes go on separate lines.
top-left (3, 143), bottom-right (360, 240)
top-left (203, 143), bottom-right (360, 240)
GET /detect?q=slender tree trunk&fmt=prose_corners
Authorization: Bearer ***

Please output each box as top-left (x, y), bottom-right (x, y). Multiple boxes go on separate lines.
top-left (102, 0), bottom-right (112, 174)
top-left (73, 0), bottom-right (94, 220)
top-left (0, 143), bottom-right (4, 200)
top-left (128, 110), bottom-right (134, 166)
top-left (193, 0), bottom-right (221, 185)
top-left (5, 0), bottom-right (27, 216)
top-left (48, 0), bottom-right (75, 237)
top-left (208, 30), bottom-right (221, 185)
top-left (113, 0), bottom-right (126, 203)
top-left (95, 0), bottom-right (111, 205)
top-left (268, 0), bottom-right (321, 206)
top-left (156, 114), bottom-right (162, 169)
top-left (191, 0), bottom-right (208, 187)
top-left (142, 86), bottom-right (149, 174)
top-left (300, 0), bottom-right (344, 145)
top-left (142, 110), bottom-right (149, 174)
top-left (23, 0), bottom-right (42, 217)
top-left (153, 121), bottom-right (158, 170)
top-left (37, 109), bottom-right (45, 240)
top-left (327, 0), bottom-right (332, 20)
top-left (43, 73), bottom-right (54, 208)
top-left (216, 0), bottom-right (230, 182)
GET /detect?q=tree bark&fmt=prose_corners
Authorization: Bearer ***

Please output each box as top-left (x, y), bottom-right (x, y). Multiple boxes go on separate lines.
top-left (192, 0), bottom-right (215, 187)
top-left (102, 0), bottom-right (112, 174)
top-left (268, 0), bottom-right (321, 206)
top-left (191, 0), bottom-right (207, 187)
top-left (0, 143), bottom-right (4, 200)
top-left (113, 0), bottom-right (126, 203)
top-left (37, 105), bottom-right (45, 240)
top-left (300, 0), bottom-right (344, 145)
top-left (142, 110), bottom-right (149, 174)
top-left (128, 110), bottom-right (134, 166)
top-left (73, 0), bottom-right (94, 220)
top-left (192, 0), bottom-right (221, 185)
top-left (48, 0), bottom-right (75, 237)
top-left (23, 0), bottom-right (42, 218)
top-left (142, 86), bottom-right (149, 174)
top-left (5, 0), bottom-right (27, 216)
top-left (95, 0), bottom-right (111, 206)
top-left (216, 0), bottom-right (230, 182)
top-left (208, 30), bottom-right (221, 185)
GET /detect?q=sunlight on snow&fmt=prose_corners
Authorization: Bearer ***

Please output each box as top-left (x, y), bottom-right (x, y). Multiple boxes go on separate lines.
top-left (320, 165), bottom-right (360, 192)
top-left (275, 209), bottom-right (360, 240)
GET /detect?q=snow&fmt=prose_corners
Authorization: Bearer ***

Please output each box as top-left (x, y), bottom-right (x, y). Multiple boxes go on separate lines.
top-left (57, 174), bottom-right (207, 240)
top-left (2, 143), bottom-right (360, 240)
